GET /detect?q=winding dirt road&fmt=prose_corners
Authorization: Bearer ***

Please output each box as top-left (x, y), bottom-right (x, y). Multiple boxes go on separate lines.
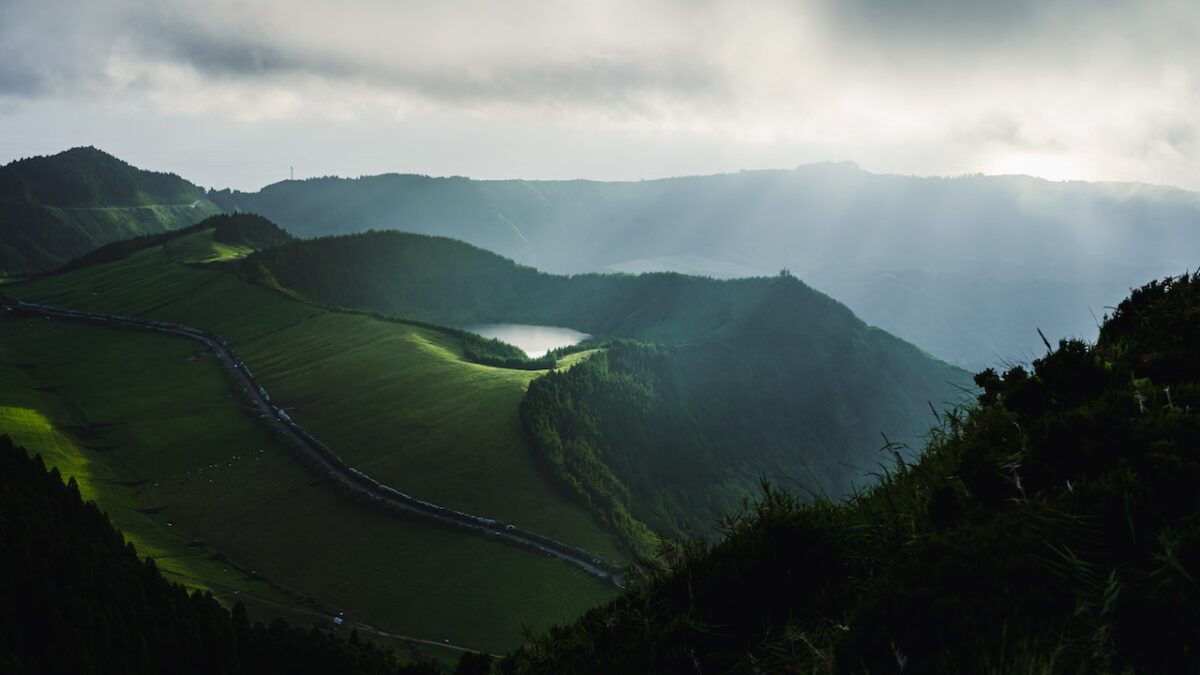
top-left (4, 299), bottom-right (623, 586)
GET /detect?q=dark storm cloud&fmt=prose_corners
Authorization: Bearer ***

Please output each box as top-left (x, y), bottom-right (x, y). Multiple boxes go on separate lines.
top-left (0, 50), bottom-right (41, 95)
top-left (139, 18), bottom-right (725, 107)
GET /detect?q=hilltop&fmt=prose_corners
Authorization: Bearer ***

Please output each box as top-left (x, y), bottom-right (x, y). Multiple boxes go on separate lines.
top-left (0, 147), bottom-right (220, 274)
top-left (502, 273), bottom-right (1200, 673)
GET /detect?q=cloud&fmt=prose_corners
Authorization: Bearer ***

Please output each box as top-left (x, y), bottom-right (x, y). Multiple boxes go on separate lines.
top-left (0, 0), bottom-right (1197, 189)
top-left (1, 0), bottom-right (729, 114)
top-left (0, 51), bottom-right (41, 95)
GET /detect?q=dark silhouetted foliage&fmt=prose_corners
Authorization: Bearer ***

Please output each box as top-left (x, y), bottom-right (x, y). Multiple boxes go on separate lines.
top-left (0, 434), bottom-right (437, 675)
top-left (211, 213), bottom-right (295, 250)
top-left (454, 651), bottom-right (494, 675)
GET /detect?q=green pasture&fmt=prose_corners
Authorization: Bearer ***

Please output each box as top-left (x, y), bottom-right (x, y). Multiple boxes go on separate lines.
top-left (0, 316), bottom-right (614, 653)
top-left (12, 243), bottom-right (622, 558)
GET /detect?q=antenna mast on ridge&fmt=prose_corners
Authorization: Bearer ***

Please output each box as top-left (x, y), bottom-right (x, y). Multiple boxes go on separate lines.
top-left (290, 166), bottom-right (294, 180)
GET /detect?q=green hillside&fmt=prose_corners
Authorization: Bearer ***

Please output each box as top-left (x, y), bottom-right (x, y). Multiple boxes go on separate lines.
top-left (12, 245), bottom-right (621, 556)
top-left (503, 273), bottom-right (1200, 674)
top-left (1, 225), bottom-right (623, 653)
top-left (0, 147), bottom-right (221, 274)
top-left (246, 231), bottom-right (971, 548)
top-left (0, 310), bottom-right (614, 656)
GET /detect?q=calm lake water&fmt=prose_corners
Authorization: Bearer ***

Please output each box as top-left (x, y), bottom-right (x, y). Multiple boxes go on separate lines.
top-left (464, 323), bottom-right (591, 357)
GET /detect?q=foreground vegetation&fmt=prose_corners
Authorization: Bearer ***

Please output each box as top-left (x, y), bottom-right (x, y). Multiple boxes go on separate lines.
top-left (0, 434), bottom-right (441, 674)
top-left (504, 274), bottom-right (1200, 673)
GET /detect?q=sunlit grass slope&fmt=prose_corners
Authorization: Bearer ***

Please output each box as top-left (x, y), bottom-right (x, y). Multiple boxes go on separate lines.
top-left (163, 227), bottom-right (255, 263)
top-left (0, 314), bottom-right (614, 653)
top-left (11, 243), bottom-right (620, 558)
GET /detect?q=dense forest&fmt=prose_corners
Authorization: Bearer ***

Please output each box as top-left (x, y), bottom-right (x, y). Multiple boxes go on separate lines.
top-left (0, 434), bottom-right (453, 675)
top-left (246, 230), bottom-right (969, 540)
top-left (520, 324), bottom-right (962, 550)
top-left (0, 147), bottom-right (217, 274)
top-left (210, 213), bottom-right (296, 250)
top-left (502, 274), bottom-right (1200, 673)
top-left (0, 147), bottom-right (202, 208)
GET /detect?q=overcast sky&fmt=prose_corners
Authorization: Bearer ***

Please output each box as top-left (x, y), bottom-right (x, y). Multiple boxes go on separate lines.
top-left (1, 0), bottom-right (1196, 191)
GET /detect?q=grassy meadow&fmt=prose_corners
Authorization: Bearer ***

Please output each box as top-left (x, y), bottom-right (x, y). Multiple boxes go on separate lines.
top-left (11, 244), bottom-right (620, 557)
top-left (1, 236), bottom-right (624, 653)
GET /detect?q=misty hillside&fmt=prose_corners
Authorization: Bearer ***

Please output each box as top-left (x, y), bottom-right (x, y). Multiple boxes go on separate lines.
top-left (246, 230), bottom-right (970, 543)
top-left (0, 147), bottom-right (220, 274)
top-left (213, 165), bottom-right (1199, 370)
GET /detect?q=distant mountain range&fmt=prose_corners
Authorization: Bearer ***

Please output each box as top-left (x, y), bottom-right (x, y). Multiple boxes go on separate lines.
top-left (6, 146), bottom-right (1197, 371)
top-left (213, 164), bottom-right (1200, 370)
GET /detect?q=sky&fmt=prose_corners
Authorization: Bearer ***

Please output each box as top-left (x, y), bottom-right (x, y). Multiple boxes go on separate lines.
top-left (0, 0), bottom-right (1197, 191)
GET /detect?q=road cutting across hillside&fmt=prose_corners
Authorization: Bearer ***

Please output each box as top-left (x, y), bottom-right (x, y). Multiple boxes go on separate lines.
top-left (4, 299), bottom-right (624, 586)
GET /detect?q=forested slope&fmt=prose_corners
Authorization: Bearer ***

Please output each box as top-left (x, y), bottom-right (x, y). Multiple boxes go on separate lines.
top-left (502, 273), bottom-right (1200, 674)
top-left (0, 147), bottom-right (219, 274)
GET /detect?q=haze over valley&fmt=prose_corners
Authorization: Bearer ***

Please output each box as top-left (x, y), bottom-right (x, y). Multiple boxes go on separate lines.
top-left (1, 2), bottom-right (1197, 673)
